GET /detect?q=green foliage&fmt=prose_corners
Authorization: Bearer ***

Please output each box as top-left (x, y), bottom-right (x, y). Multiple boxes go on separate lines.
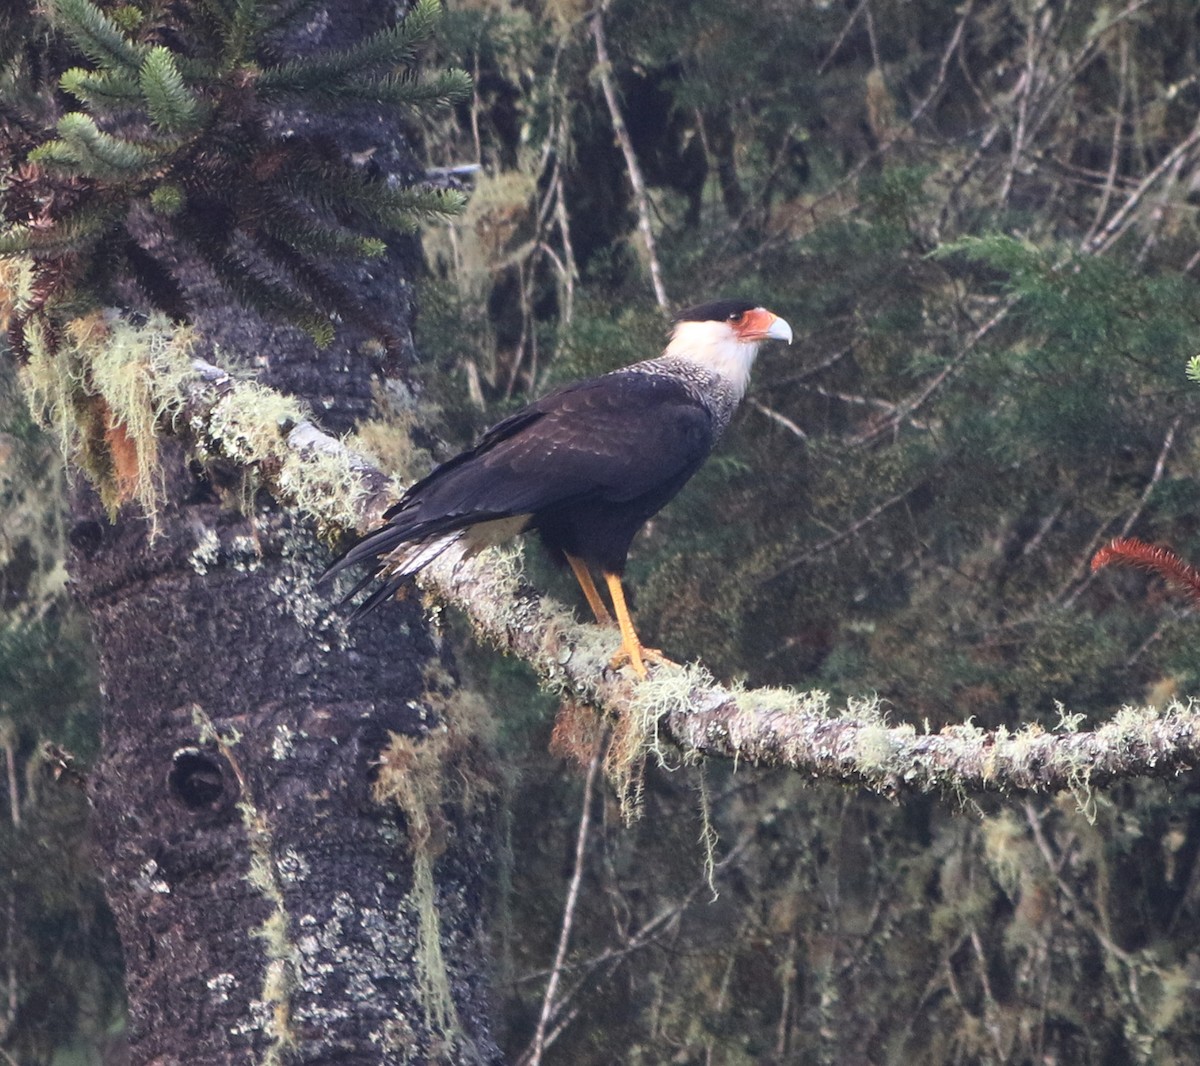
top-left (0, 356), bottom-right (120, 1063)
top-left (148, 181), bottom-right (185, 215)
top-left (0, 0), bottom-right (470, 348)
top-left (39, 111), bottom-right (162, 176)
top-left (257, 0), bottom-right (463, 98)
top-left (7, 0), bottom-right (1200, 1060)
top-left (413, 0), bottom-right (1200, 1061)
top-left (0, 204), bottom-right (118, 255)
top-left (346, 68), bottom-right (474, 111)
top-left (51, 0), bottom-right (145, 71)
top-left (59, 66), bottom-right (141, 107)
top-left (137, 46), bottom-right (203, 133)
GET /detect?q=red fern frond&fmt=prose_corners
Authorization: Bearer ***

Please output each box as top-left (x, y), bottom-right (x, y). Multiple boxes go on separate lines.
top-left (1091, 537), bottom-right (1200, 605)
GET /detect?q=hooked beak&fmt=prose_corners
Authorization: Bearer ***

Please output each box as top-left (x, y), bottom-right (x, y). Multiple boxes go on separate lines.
top-left (739, 307), bottom-right (793, 344)
top-left (765, 312), bottom-right (793, 344)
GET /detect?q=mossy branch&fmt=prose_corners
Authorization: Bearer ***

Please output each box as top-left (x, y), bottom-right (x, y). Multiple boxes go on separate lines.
top-left (146, 336), bottom-right (1200, 804)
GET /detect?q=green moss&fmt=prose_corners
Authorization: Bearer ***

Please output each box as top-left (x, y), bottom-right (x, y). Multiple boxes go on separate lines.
top-left (17, 312), bottom-right (197, 527)
top-left (278, 442), bottom-right (368, 533)
top-left (853, 722), bottom-right (899, 771)
top-left (203, 382), bottom-right (304, 466)
top-left (372, 725), bottom-right (461, 1046)
top-left (18, 317), bottom-right (77, 466)
top-left (348, 390), bottom-right (436, 487)
top-left (980, 810), bottom-right (1027, 896)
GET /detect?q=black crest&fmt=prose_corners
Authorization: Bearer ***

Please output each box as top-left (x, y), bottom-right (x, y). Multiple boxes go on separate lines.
top-left (673, 298), bottom-right (759, 324)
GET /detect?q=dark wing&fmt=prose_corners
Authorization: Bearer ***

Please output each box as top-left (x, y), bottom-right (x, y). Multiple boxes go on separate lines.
top-left (326, 371), bottom-right (713, 577)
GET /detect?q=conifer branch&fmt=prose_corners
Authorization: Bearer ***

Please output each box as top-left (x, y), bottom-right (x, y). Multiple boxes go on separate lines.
top-left (259, 210), bottom-right (386, 260)
top-left (256, 0), bottom-right (443, 95)
top-left (223, 0), bottom-right (263, 68)
top-left (288, 168), bottom-right (467, 232)
top-left (60, 67), bottom-right (141, 108)
top-left (191, 243), bottom-right (336, 346)
top-left (138, 47), bottom-right (203, 134)
top-left (40, 113), bottom-right (162, 179)
top-left (49, 0), bottom-right (145, 74)
top-left (6, 0), bottom-right (468, 345)
top-left (21, 140), bottom-right (88, 176)
top-left (0, 207), bottom-right (117, 255)
top-left (341, 69), bottom-right (472, 110)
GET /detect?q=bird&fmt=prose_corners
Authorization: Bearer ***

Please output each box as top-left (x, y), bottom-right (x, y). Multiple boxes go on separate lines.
top-left (329, 298), bottom-right (793, 677)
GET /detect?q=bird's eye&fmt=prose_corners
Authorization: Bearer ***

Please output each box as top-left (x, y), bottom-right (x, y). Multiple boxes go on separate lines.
top-left (728, 311), bottom-right (744, 323)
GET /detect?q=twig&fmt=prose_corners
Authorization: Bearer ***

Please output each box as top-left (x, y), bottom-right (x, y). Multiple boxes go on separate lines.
top-left (1000, 4), bottom-right (1047, 207)
top-left (1082, 117), bottom-right (1200, 255)
top-left (2, 734), bottom-right (16, 1037)
top-left (590, 6), bottom-right (669, 311)
top-left (769, 483), bottom-right (916, 580)
top-left (1082, 27), bottom-right (1130, 248)
top-left (1135, 148), bottom-right (1187, 265)
top-left (817, 0), bottom-right (868, 76)
top-left (748, 398), bottom-right (808, 440)
top-left (851, 295), bottom-right (1017, 447)
top-left (527, 748), bottom-right (599, 1066)
top-left (1022, 801), bottom-right (1136, 963)
top-left (770, 343), bottom-right (856, 387)
top-left (794, 383), bottom-right (899, 413)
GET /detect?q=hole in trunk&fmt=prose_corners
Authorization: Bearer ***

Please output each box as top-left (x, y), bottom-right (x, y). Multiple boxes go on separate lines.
top-left (168, 747), bottom-right (236, 812)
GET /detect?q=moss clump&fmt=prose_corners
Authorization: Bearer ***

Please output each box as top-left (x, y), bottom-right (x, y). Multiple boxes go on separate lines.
top-left (20, 311), bottom-right (197, 526)
top-left (371, 686), bottom-right (496, 1055)
top-left (348, 379), bottom-right (438, 488)
top-left (0, 257), bottom-right (35, 334)
top-left (278, 442), bottom-right (369, 534)
top-left (375, 727), bottom-right (459, 1038)
top-left (202, 383), bottom-right (304, 467)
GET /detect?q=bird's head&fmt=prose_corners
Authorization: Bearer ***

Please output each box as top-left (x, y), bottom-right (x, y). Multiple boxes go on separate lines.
top-left (664, 299), bottom-right (793, 398)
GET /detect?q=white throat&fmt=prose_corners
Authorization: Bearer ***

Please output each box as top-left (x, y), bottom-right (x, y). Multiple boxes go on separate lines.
top-left (662, 320), bottom-right (759, 399)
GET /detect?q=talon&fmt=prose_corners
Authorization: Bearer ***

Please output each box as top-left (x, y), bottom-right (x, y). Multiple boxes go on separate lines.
top-left (600, 571), bottom-right (677, 678)
top-left (609, 643), bottom-right (674, 678)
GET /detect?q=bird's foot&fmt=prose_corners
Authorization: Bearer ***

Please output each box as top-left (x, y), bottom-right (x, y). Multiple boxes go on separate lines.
top-left (609, 643), bottom-right (676, 679)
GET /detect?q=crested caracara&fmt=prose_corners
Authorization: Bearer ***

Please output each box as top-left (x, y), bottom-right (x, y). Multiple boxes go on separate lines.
top-left (330, 298), bottom-right (793, 676)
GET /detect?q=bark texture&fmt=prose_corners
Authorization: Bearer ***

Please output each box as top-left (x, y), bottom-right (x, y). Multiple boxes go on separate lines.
top-left (72, 474), bottom-right (495, 1064)
top-left (64, 3), bottom-right (502, 1062)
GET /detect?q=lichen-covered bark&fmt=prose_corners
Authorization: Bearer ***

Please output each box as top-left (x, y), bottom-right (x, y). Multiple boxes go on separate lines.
top-left (131, 351), bottom-right (1200, 805)
top-left (71, 459), bottom-right (498, 1063)
top-left (62, 3), bottom-right (502, 1061)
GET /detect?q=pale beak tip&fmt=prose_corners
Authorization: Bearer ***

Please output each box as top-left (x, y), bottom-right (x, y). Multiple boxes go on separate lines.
top-left (768, 315), bottom-right (793, 345)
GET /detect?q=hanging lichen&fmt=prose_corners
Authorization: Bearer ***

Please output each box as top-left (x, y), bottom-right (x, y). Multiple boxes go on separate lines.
top-left (371, 686), bottom-right (497, 1056)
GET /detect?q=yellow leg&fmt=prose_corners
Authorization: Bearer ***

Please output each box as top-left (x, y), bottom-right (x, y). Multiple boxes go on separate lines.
top-left (602, 572), bottom-right (673, 678)
top-left (565, 553), bottom-right (612, 625)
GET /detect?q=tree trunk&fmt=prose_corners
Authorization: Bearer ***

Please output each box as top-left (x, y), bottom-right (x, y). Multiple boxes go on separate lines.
top-left (61, 3), bottom-right (501, 1061)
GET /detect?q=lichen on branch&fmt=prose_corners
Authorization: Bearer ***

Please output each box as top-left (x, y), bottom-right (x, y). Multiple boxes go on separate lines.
top-left (42, 313), bottom-right (1200, 805)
